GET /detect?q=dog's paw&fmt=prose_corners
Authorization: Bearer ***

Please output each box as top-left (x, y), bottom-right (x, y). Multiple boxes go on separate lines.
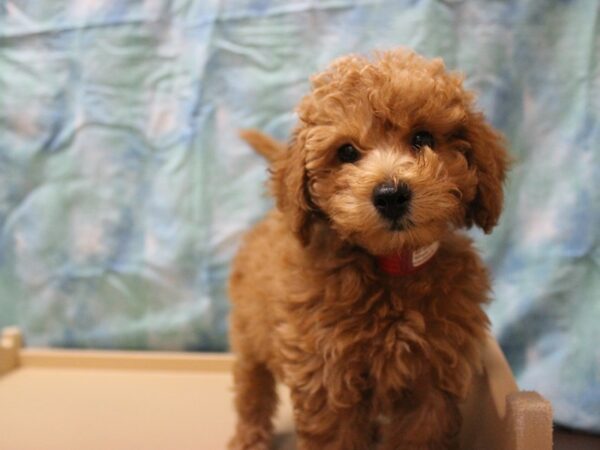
top-left (228, 427), bottom-right (271, 450)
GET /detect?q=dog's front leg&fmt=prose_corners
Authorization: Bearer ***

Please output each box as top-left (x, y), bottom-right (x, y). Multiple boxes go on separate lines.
top-left (290, 385), bottom-right (375, 450)
top-left (229, 358), bottom-right (278, 450)
top-left (379, 387), bottom-right (461, 450)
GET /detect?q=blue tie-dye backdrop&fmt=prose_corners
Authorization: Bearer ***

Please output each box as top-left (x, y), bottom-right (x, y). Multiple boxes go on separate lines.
top-left (0, 0), bottom-right (598, 433)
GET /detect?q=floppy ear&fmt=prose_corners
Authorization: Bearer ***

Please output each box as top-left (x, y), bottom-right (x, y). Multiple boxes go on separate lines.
top-left (465, 112), bottom-right (511, 233)
top-left (271, 128), bottom-right (314, 245)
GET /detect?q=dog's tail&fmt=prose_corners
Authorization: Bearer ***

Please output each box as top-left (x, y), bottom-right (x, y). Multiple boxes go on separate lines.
top-left (239, 129), bottom-right (285, 163)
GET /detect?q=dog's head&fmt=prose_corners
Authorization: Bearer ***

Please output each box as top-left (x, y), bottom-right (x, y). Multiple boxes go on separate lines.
top-left (272, 49), bottom-right (510, 255)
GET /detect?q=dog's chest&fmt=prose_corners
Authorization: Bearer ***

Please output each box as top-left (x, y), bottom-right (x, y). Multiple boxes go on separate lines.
top-left (320, 295), bottom-right (430, 381)
top-left (279, 259), bottom-right (487, 405)
top-left (298, 283), bottom-right (482, 402)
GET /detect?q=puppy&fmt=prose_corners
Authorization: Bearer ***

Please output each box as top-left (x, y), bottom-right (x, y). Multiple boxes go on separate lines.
top-left (228, 48), bottom-right (510, 450)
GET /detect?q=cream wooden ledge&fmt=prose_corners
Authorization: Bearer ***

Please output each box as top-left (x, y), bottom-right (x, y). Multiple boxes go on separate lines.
top-left (0, 327), bottom-right (553, 450)
top-left (18, 347), bottom-right (234, 373)
top-left (0, 327), bottom-right (22, 375)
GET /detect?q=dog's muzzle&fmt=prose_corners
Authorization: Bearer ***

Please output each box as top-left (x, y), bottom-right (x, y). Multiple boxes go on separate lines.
top-left (372, 182), bottom-right (412, 221)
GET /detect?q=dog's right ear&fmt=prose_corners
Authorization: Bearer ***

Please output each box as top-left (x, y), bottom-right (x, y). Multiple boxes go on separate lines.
top-left (271, 128), bottom-right (313, 245)
top-left (463, 111), bottom-right (511, 233)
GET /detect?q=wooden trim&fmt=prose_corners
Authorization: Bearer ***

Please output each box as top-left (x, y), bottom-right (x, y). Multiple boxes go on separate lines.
top-left (0, 327), bottom-right (22, 375)
top-left (481, 333), bottom-right (519, 419)
top-left (19, 348), bottom-right (234, 373)
top-left (506, 391), bottom-right (554, 450)
top-left (2, 327), bottom-right (236, 374)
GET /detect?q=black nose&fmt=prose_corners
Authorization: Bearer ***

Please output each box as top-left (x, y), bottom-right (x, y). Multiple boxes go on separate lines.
top-left (372, 182), bottom-right (412, 220)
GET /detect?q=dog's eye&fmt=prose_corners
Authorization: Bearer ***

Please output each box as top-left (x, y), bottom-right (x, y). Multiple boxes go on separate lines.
top-left (411, 131), bottom-right (435, 150)
top-left (337, 144), bottom-right (360, 163)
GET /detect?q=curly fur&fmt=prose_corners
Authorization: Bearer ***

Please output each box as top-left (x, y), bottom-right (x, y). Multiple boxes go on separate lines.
top-left (228, 48), bottom-right (510, 450)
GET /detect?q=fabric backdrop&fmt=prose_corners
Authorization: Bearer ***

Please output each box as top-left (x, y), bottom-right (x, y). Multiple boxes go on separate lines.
top-left (0, 0), bottom-right (598, 432)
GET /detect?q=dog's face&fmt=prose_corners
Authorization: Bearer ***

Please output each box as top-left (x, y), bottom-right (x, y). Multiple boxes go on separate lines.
top-left (273, 49), bottom-right (510, 255)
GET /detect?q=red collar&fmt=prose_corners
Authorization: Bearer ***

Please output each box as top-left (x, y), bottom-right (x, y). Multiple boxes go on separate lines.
top-left (376, 241), bottom-right (440, 276)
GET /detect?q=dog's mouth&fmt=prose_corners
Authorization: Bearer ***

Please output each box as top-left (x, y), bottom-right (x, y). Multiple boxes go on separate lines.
top-left (389, 218), bottom-right (414, 232)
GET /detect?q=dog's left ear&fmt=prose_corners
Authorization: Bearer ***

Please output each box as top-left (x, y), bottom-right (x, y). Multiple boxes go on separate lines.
top-left (271, 128), bottom-right (314, 245)
top-left (465, 112), bottom-right (511, 233)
